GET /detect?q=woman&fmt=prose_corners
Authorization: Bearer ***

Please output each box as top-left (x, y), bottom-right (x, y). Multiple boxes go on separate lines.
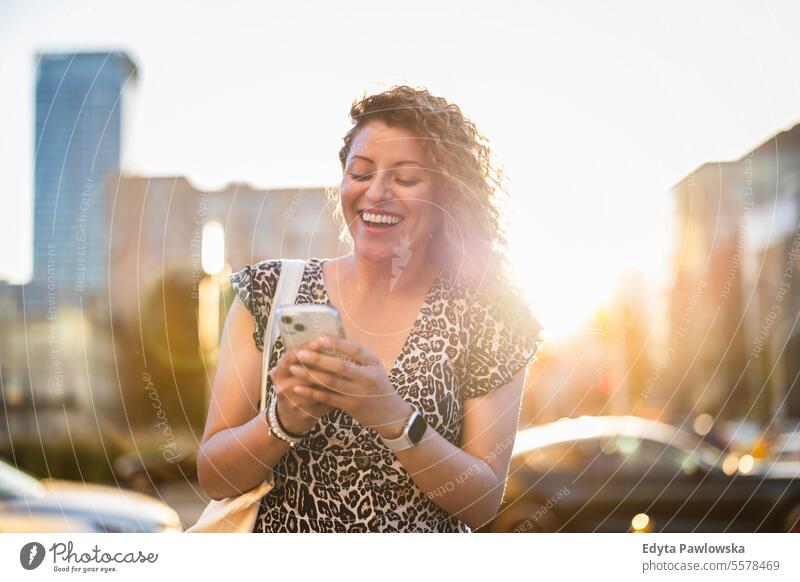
top-left (197, 85), bottom-right (543, 532)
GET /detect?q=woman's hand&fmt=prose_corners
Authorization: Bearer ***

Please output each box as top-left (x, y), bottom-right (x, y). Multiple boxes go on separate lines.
top-left (288, 336), bottom-right (414, 439)
top-left (269, 340), bottom-right (336, 436)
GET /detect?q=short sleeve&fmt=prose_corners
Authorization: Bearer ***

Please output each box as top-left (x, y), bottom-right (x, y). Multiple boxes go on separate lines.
top-left (228, 259), bottom-right (282, 352)
top-left (462, 291), bottom-right (544, 399)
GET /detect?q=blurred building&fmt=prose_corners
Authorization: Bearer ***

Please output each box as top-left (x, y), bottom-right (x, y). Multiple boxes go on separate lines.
top-left (1, 52), bottom-right (137, 446)
top-left (667, 123), bottom-right (800, 423)
top-left (29, 51), bottom-right (137, 310)
top-left (0, 282), bottom-right (28, 410)
top-left (105, 173), bottom-right (342, 326)
top-left (0, 278), bottom-right (106, 449)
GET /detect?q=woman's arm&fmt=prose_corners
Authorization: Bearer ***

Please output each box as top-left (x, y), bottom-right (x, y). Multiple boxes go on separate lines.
top-left (386, 369), bottom-right (527, 529)
top-left (290, 336), bottom-right (527, 529)
top-left (196, 296), bottom-right (331, 501)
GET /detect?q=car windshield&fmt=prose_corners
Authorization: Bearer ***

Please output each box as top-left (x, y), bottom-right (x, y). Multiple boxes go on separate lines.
top-left (0, 459), bottom-right (45, 498)
top-left (521, 432), bottom-right (730, 476)
top-left (601, 434), bottom-right (726, 476)
top-left (670, 433), bottom-right (729, 470)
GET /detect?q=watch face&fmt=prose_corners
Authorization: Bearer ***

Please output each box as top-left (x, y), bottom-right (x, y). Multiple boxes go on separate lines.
top-left (407, 411), bottom-right (428, 445)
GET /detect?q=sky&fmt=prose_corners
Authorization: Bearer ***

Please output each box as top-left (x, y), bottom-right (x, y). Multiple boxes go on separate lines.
top-left (2, 0), bottom-right (800, 338)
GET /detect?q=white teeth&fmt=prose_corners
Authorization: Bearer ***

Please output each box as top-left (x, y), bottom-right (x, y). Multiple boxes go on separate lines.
top-left (362, 212), bottom-right (401, 225)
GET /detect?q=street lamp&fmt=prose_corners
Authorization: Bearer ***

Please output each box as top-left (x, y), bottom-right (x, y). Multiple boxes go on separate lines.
top-left (198, 220), bottom-right (226, 367)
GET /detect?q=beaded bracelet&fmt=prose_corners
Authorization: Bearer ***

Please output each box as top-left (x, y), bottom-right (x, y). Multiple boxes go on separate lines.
top-left (266, 395), bottom-right (305, 446)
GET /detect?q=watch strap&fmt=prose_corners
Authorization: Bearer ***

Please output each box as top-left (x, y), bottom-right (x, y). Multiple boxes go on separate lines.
top-left (380, 409), bottom-right (426, 452)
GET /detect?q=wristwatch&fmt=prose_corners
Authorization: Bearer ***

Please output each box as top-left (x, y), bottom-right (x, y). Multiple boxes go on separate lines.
top-left (379, 408), bottom-right (428, 452)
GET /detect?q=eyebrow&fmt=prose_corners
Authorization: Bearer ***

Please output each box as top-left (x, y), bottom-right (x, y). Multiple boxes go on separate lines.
top-left (348, 155), bottom-right (426, 168)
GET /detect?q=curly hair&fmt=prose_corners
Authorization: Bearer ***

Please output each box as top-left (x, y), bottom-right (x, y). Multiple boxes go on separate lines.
top-left (327, 84), bottom-right (538, 328)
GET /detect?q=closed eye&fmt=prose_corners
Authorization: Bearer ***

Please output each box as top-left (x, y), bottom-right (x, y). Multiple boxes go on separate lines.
top-left (349, 172), bottom-right (419, 186)
top-left (349, 172), bottom-right (372, 182)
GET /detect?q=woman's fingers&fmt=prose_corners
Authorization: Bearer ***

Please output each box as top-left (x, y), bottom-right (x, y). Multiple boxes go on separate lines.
top-left (288, 361), bottom-right (359, 393)
top-left (294, 346), bottom-right (378, 385)
top-left (270, 338), bottom-right (320, 383)
top-left (267, 338), bottom-right (342, 434)
top-left (311, 335), bottom-right (378, 367)
top-left (274, 382), bottom-right (334, 426)
top-left (293, 385), bottom-right (350, 410)
top-left (270, 350), bottom-right (297, 382)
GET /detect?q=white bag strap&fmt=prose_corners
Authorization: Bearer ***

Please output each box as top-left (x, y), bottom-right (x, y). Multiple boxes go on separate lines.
top-left (259, 259), bottom-right (306, 413)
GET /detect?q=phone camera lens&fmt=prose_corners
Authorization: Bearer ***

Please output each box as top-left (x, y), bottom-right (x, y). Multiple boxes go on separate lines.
top-left (294, 323), bottom-right (305, 332)
top-left (281, 316), bottom-right (293, 324)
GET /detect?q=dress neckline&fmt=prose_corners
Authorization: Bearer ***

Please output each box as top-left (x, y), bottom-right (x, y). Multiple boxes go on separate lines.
top-left (312, 257), bottom-right (444, 378)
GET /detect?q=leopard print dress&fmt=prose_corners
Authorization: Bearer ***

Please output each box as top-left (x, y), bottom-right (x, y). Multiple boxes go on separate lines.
top-left (227, 257), bottom-right (543, 532)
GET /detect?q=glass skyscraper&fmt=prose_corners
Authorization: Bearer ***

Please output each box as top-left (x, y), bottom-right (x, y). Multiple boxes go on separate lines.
top-left (31, 51), bottom-right (137, 304)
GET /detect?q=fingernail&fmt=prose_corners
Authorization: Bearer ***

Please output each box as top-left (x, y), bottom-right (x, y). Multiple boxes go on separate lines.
top-left (298, 350), bottom-right (312, 359)
top-left (289, 365), bottom-right (302, 374)
top-left (294, 386), bottom-right (307, 394)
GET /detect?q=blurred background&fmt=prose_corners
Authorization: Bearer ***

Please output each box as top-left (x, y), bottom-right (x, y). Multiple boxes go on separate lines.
top-left (1, 0), bottom-right (800, 533)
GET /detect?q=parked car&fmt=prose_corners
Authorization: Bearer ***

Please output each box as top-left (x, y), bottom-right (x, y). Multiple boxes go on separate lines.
top-left (771, 427), bottom-right (800, 463)
top-left (480, 416), bottom-right (800, 533)
top-left (0, 458), bottom-right (183, 532)
top-left (113, 448), bottom-right (197, 495)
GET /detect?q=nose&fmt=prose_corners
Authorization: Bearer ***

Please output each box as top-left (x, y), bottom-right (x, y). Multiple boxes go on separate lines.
top-left (364, 168), bottom-right (394, 205)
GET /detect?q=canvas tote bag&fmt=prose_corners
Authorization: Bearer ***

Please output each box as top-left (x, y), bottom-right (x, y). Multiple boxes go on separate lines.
top-left (186, 259), bottom-right (307, 532)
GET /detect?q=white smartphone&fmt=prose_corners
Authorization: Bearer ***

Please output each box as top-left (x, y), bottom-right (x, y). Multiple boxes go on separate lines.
top-left (275, 304), bottom-right (346, 357)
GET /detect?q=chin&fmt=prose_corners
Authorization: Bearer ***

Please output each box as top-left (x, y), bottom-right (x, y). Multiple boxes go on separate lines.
top-left (355, 243), bottom-right (397, 263)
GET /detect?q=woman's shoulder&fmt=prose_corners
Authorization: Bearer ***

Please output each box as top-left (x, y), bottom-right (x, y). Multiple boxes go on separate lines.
top-left (227, 259), bottom-right (288, 352)
top-left (228, 259), bottom-right (283, 298)
top-left (230, 256), bottom-right (328, 288)
top-left (229, 257), bottom-right (328, 307)
top-left (461, 278), bottom-right (543, 351)
top-left (249, 257), bottom-right (284, 277)
top-left (458, 281), bottom-right (543, 398)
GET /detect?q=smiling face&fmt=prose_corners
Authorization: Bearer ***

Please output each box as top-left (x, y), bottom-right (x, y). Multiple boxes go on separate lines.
top-left (340, 119), bottom-right (443, 265)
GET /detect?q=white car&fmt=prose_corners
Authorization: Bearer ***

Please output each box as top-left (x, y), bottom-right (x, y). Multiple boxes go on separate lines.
top-left (0, 458), bottom-right (183, 532)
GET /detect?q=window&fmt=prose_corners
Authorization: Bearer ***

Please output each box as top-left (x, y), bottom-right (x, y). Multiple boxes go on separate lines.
top-left (598, 435), bottom-right (707, 477)
top-left (524, 439), bottom-right (602, 473)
